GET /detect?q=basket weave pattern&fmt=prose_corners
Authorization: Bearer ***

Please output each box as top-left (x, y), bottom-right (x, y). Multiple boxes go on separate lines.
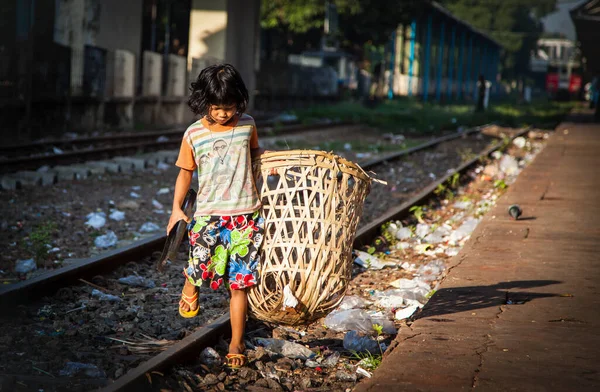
top-left (248, 150), bottom-right (371, 325)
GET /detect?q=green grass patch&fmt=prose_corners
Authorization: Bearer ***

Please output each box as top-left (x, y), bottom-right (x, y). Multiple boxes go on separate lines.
top-left (292, 98), bottom-right (577, 133)
top-left (273, 138), bottom-right (422, 153)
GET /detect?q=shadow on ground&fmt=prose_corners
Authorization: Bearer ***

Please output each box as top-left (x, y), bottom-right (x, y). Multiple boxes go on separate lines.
top-left (415, 280), bottom-right (562, 320)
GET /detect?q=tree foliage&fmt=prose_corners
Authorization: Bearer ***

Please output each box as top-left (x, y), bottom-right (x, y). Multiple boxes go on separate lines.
top-left (261, 0), bottom-right (360, 33)
top-left (260, 0), bottom-right (422, 59)
top-left (437, 0), bottom-right (558, 78)
top-left (260, 0), bottom-right (558, 78)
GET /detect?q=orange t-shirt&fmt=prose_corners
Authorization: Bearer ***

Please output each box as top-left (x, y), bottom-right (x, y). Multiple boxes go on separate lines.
top-left (175, 114), bottom-right (261, 216)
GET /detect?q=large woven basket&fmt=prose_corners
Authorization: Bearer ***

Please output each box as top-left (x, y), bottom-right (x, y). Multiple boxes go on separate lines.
top-left (248, 150), bottom-right (372, 325)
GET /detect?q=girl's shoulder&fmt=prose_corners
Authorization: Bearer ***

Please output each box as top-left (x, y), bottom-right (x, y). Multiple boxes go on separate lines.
top-left (183, 118), bottom-right (207, 137)
top-left (237, 113), bottom-right (256, 126)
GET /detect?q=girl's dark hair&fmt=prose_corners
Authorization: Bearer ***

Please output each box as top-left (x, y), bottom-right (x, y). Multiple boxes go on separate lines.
top-left (188, 63), bottom-right (249, 116)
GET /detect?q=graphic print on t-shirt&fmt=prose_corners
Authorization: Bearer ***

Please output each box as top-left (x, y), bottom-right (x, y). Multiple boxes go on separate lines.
top-left (175, 114), bottom-right (262, 216)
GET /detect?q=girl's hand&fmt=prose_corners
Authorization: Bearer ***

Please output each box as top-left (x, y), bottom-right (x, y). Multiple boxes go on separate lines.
top-left (167, 208), bottom-right (190, 235)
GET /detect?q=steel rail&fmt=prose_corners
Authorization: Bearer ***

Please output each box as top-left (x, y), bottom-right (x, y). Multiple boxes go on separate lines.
top-left (0, 125), bottom-right (494, 307)
top-left (0, 122), bottom-right (350, 174)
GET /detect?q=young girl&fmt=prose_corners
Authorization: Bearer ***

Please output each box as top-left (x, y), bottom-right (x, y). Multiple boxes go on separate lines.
top-left (167, 63), bottom-right (265, 369)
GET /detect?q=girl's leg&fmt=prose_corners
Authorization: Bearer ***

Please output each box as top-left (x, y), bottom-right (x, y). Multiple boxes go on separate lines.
top-left (228, 288), bottom-right (248, 366)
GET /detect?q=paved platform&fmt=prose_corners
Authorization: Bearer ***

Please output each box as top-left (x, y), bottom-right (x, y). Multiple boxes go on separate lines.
top-left (356, 119), bottom-right (600, 391)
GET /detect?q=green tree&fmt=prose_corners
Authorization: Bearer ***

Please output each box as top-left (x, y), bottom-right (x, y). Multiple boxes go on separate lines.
top-left (260, 0), bottom-right (422, 59)
top-left (437, 0), bottom-right (558, 80)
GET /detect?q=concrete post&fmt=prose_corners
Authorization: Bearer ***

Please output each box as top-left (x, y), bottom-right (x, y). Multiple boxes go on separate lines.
top-left (435, 21), bottom-right (445, 102)
top-left (225, 0), bottom-right (261, 110)
top-left (422, 15), bottom-right (433, 102)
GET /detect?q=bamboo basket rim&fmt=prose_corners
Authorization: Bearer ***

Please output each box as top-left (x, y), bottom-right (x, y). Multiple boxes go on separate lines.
top-left (252, 149), bottom-right (373, 182)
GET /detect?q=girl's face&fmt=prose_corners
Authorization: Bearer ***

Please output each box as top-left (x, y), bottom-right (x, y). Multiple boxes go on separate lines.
top-left (208, 104), bottom-right (236, 125)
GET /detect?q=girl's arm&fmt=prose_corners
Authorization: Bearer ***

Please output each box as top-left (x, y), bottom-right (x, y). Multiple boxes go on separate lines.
top-left (167, 168), bottom-right (194, 234)
top-left (251, 146), bottom-right (266, 159)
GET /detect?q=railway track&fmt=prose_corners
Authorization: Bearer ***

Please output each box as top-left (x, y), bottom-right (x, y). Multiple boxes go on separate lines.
top-left (0, 120), bottom-right (346, 175)
top-left (0, 124), bottom-right (534, 391)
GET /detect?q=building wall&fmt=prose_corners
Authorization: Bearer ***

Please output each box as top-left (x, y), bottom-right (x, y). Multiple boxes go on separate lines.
top-left (188, 0), bottom-right (227, 67)
top-left (96, 0), bottom-right (144, 61)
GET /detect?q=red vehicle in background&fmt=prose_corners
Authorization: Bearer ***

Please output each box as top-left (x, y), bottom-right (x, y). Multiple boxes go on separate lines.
top-left (546, 64), bottom-right (582, 100)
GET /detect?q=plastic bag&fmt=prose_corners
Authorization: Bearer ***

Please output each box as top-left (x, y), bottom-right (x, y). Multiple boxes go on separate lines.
top-left (323, 309), bottom-right (373, 333)
top-left (368, 311), bottom-right (397, 334)
top-left (91, 289), bottom-right (121, 302)
top-left (109, 210), bottom-right (125, 221)
top-left (118, 275), bottom-right (155, 288)
top-left (15, 258), bottom-right (36, 274)
top-left (353, 250), bottom-right (397, 270)
top-left (338, 295), bottom-right (368, 310)
top-left (255, 338), bottom-right (315, 360)
top-left (94, 231), bottom-right (118, 248)
top-left (85, 212), bottom-right (106, 229)
top-left (417, 260), bottom-right (446, 282)
top-left (139, 222), bottom-right (160, 233)
top-left (343, 331), bottom-right (379, 354)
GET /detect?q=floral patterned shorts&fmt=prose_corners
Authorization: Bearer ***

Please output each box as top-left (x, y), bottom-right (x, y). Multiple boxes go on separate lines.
top-left (185, 211), bottom-right (264, 290)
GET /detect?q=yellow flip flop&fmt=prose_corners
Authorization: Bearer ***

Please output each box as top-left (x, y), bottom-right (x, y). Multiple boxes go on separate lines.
top-left (225, 353), bottom-right (247, 369)
top-left (179, 290), bottom-right (199, 318)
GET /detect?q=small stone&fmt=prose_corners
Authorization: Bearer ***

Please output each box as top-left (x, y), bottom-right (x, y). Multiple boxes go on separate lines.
top-left (118, 200), bottom-right (140, 210)
top-left (216, 382), bottom-right (225, 391)
top-left (252, 346), bottom-right (268, 361)
top-left (254, 360), bottom-right (265, 371)
top-left (217, 372), bottom-right (227, 381)
top-left (238, 368), bottom-right (258, 381)
top-left (336, 370), bottom-right (357, 382)
top-left (275, 357), bottom-right (295, 371)
top-left (203, 373), bottom-right (219, 386)
top-left (266, 379), bottom-right (283, 391)
top-left (300, 378), bottom-right (312, 389)
top-left (254, 378), bottom-right (269, 387)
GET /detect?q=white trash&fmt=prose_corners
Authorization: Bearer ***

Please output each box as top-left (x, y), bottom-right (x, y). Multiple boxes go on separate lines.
top-left (109, 210), bottom-right (125, 221)
top-left (448, 217), bottom-right (480, 243)
top-left (139, 222), bottom-right (160, 233)
top-left (395, 304), bottom-right (421, 320)
top-left (338, 295), bottom-right (368, 310)
top-left (513, 136), bottom-right (526, 149)
top-left (417, 260), bottom-right (446, 282)
top-left (94, 231), bottom-right (118, 248)
top-left (255, 338), bottom-right (315, 360)
top-left (499, 155), bottom-right (519, 176)
top-left (353, 250), bottom-right (397, 270)
top-left (324, 309), bottom-right (373, 333)
top-left (15, 258), bottom-right (36, 274)
top-left (85, 212), bottom-right (106, 229)
top-left (453, 200), bottom-right (472, 210)
top-left (282, 284), bottom-right (299, 311)
top-left (415, 223), bottom-right (430, 239)
top-left (395, 227), bottom-right (413, 240)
